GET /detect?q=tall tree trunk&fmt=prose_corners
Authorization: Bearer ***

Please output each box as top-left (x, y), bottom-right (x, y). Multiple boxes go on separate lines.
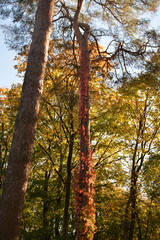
top-left (77, 38), bottom-right (95, 240)
top-left (73, 1), bottom-right (96, 239)
top-left (62, 102), bottom-right (75, 239)
top-left (0, 1), bottom-right (55, 240)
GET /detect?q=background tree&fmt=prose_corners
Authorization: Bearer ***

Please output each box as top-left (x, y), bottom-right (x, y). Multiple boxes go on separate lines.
top-left (0, 86), bottom-right (20, 195)
top-left (14, 38), bottom-right (106, 240)
top-left (0, 0), bottom-right (160, 239)
top-left (0, 49), bottom-right (160, 240)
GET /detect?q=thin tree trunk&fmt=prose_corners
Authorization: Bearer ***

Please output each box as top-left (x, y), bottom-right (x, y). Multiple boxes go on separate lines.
top-left (62, 133), bottom-right (74, 239)
top-left (123, 138), bottom-right (138, 240)
top-left (143, 199), bottom-right (153, 240)
top-left (62, 92), bottom-right (76, 239)
top-left (62, 111), bottom-right (75, 239)
top-left (128, 175), bottom-right (137, 240)
top-left (0, 1), bottom-right (55, 239)
top-left (55, 197), bottom-right (61, 239)
top-left (136, 211), bottom-right (142, 240)
top-left (43, 171), bottom-right (51, 240)
top-left (123, 110), bottom-right (147, 240)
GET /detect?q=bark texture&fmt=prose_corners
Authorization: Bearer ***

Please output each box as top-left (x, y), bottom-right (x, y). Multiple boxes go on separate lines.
top-left (62, 100), bottom-right (75, 239)
top-left (73, 1), bottom-right (96, 239)
top-left (0, 1), bottom-right (55, 240)
top-left (74, 37), bottom-right (96, 240)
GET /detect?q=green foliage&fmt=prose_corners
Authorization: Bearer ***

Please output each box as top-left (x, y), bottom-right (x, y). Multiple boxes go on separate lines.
top-left (1, 33), bottom-right (160, 240)
top-left (143, 154), bottom-right (160, 198)
top-left (0, 85), bottom-right (21, 197)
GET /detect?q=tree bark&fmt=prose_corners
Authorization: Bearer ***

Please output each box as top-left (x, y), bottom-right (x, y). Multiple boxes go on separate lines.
top-left (62, 133), bottom-right (74, 239)
top-left (62, 103), bottom-right (75, 239)
top-left (73, 1), bottom-right (96, 239)
top-left (0, 1), bottom-right (55, 240)
top-left (123, 142), bottom-right (138, 240)
top-left (43, 171), bottom-right (51, 240)
top-left (77, 37), bottom-right (94, 240)
top-left (128, 173), bottom-right (137, 240)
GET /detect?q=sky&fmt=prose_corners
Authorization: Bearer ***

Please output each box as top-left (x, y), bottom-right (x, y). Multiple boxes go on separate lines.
top-left (0, 8), bottom-right (160, 88)
top-left (0, 31), bottom-right (22, 88)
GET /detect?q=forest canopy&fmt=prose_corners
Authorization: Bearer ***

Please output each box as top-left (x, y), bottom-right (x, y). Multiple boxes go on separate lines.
top-left (0, 1), bottom-right (160, 240)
